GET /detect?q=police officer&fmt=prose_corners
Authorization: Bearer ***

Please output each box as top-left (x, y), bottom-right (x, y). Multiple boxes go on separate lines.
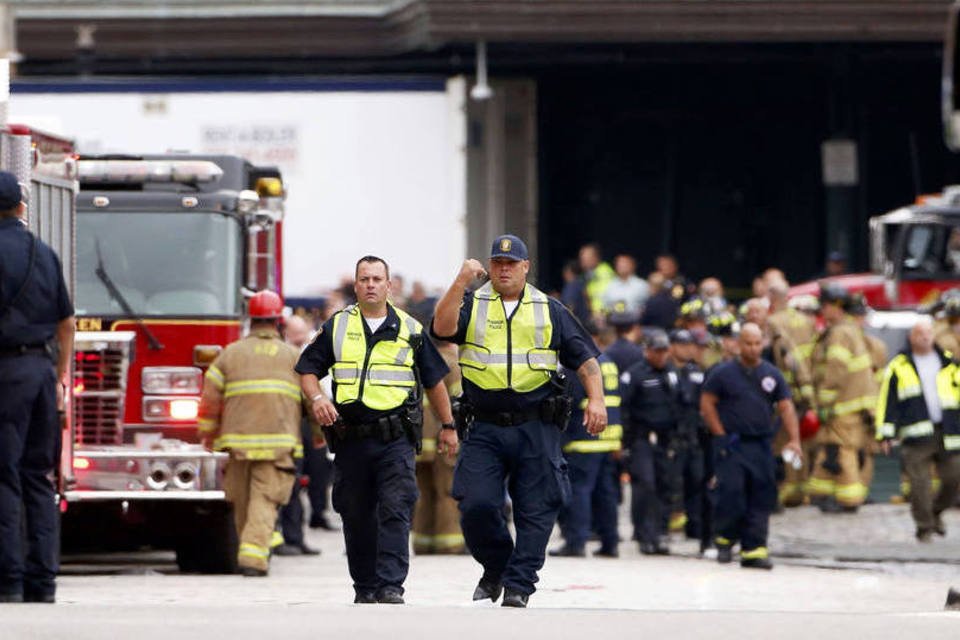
top-left (297, 256), bottom-right (455, 605)
top-left (433, 234), bottom-right (605, 608)
top-left (198, 290), bottom-right (303, 576)
top-left (605, 311), bottom-right (646, 373)
top-left (621, 329), bottom-right (680, 555)
top-left (700, 323), bottom-right (801, 569)
top-left (670, 329), bottom-right (706, 540)
top-left (0, 171), bottom-right (74, 603)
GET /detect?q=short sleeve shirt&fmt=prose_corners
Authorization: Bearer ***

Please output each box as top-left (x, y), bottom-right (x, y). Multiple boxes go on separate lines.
top-left (702, 359), bottom-right (791, 437)
top-left (430, 288), bottom-right (599, 411)
top-left (0, 218), bottom-right (74, 348)
top-left (295, 304), bottom-right (449, 425)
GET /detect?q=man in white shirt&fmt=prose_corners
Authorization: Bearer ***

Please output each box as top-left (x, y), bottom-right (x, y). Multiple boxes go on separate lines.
top-left (602, 254), bottom-right (650, 315)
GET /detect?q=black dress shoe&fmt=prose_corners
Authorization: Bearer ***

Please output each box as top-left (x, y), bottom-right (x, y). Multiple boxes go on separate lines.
top-left (298, 543), bottom-right (321, 556)
top-left (309, 514), bottom-right (338, 531)
top-left (377, 587), bottom-right (405, 604)
top-left (272, 544), bottom-right (304, 556)
top-left (501, 589), bottom-right (529, 608)
top-left (23, 592), bottom-right (55, 604)
top-left (354, 591), bottom-right (377, 604)
top-left (717, 545), bottom-right (733, 564)
top-left (548, 545), bottom-right (586, 557)
top-left (239, 567), bottom-right (268, 577)
top-left (945, 587), bottom-right (960, 610)
top-left (472, 577), bottom-right (503, 602)
top-left (741, 557), bottom-right (774, 570)
top-left (0, 593), bottom-right (24, 603)
top-left (639, 540), bottom-right (669, 555)
top-left (593, 547), bottom-right (619, 558)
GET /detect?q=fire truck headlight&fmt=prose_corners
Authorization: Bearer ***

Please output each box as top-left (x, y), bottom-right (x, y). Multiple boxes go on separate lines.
top-left (142, 367), bottom-right (202, 394)
top-left (143, 397), bottom-right (200, 422)
top-left (237, 189), bottom-right (259, 214)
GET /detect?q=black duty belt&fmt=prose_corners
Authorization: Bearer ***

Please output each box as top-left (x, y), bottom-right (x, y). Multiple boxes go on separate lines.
top-left (337, 413), bottom-right (406, 442)
top-left (0, 344), bottom-right (47, 358)
top-left (474, 406), bottom-right (542, 427)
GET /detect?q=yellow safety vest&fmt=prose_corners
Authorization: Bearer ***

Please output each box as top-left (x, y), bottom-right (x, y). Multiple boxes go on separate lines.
top-left (330, 304), bottom-right (422, 411)
top-left (876, 351), bottom-right (960, 449)
top-left (459, 282), bottom-right (557, 392)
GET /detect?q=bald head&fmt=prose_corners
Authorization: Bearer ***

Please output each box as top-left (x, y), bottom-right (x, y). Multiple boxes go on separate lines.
top-left (284, 314), bottom-right (311, 349)
top-left (739, 322), bottom-right (764, 366)
top-left (909, 316), bottom-right (935, 355)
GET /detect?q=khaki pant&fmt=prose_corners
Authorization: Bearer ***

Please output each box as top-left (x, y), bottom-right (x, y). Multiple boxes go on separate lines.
top-left (859, 420), bottom-right (878, 497)
top-left (901, 436), bottom-right (960, 533)
top-left (224, 459), bottom-right (296, 571)
top-left (412, 455), bottom-right (464, 554)
top-left (808, 417), bottom-right (867, 507)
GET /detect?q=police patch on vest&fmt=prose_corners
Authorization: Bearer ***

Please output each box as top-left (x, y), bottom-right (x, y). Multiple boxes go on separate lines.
top-left (761, 376), bottom-right (777, 393)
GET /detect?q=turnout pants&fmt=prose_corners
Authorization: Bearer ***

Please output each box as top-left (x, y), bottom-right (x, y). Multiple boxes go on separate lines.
top-left (712, 437), bottom-right (776, 558)
top-left (0, 355), bottom-right (60, 598)
top-left (453, 420), bottom-right (570, 597)
top-left (224, 458), bottom-right (296, 571)
top-left (413, 454), bottom-right (464, 554)
top-left (901, 433), bottom-right (960, 533)
top-left (559, 451), bottom-right (619, 552)
top-left (332, 437), bottom-right (418, 595)
top-left (808, 416), bottom-right (867, 508)
top-left (628, 437), bottom-right (672, 545)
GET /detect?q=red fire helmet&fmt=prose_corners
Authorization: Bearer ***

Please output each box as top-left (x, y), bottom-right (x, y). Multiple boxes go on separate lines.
top-left (249, 290), bottom-right (283, 319)
top-left (799, 409), bottom-right (821, 440)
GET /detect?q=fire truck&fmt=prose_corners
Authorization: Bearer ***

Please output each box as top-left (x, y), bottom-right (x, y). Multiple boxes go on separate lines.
top-left (62, 154), bottom-right (285, 573)
top-left (789, 190), bottom-right (960, 310)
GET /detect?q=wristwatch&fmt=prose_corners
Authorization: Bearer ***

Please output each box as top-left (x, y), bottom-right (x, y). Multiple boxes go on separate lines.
top-left (440, 422), bottom-right (456, 431)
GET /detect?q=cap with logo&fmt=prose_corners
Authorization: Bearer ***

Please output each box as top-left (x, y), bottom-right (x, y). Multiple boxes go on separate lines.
top-left (645, 329), bottom-right (671, 350)
top-left (607, 310), bottom-right (641, 328)
top-left (669, 328), bottom-right (694, 344)
top-left (490, 234), bottom-right (529, 261)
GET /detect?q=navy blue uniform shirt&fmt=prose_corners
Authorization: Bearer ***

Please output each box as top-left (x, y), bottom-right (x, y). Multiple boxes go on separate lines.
top-left (430, 289), bottom-right (598, 412)
top-left (605, 337), bottom-right (645, 374)
top-left (621, 357), bottom-right (680, 438)
top-left (702, 359), bottom-right (790, 438)
top-left (0, 218), bottom-right (73, 348)
top-left (295, 303), bottom-right (449, 425)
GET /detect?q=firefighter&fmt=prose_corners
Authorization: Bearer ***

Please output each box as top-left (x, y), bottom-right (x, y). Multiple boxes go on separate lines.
top-left (551, 334), bottom-right (623, 558)
top-left (703, 312), bottom-right (740, 369)
top-left (847, 294), bottom-right (887, 497)
top-left (433, 235), bottom-right (605, 608)
top-left (669, 329), bottom-right (706, 540)
top-left (198, 290), bottom-right (303, 577)
top-left (933, 290), bottom-right (960, 355)
top-left (701, 323), bottom-right (801, 569)
top-left (621, 330), bottom-right (680, 555)
top-left (297, 256), bottom-right (455, 604)
top-left (412, 340), bottom-right (465, 556)
top-left (0, 172), bottom-right (75, 603)
top-left (876, 317), bottom-right (960, 541)
top-left (808, 284), bottom-right (876, 512)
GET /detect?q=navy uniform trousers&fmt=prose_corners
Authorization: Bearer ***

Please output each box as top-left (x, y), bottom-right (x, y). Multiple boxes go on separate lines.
top-left (562, 451), bottom-right (618, 551)
top-left (453, 420), bottom-right (570, 596)
top-left (0, 354), bottom-right (60, 598)
top-left (712, 436), bottom-right (776, 552)
top-left (331, 436), bottom-right (418, 595)
top-left (628, 437), bottom-right (673, 545)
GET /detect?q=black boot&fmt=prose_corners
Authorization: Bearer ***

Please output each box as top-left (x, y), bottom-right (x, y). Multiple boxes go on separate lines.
top-left (548, 545), bottom-right (586, 557)
top-left (717, 544), bottom-right (733, 564)
top-left (472, 577), bottom-right (503, 602)
top-left (354, 590), bottom-right (377, 604)
top-left (501, 589), bottom-right (529, 608)
top-left (377, 586), bottom-right (405, 604)
top-left (945, 588), bottom-right (960, 611)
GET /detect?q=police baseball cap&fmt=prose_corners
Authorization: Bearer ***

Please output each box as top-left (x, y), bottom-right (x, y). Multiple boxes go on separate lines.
top-left (490, 234), bottom-right (529, 261)
top-left (607, 310), bottom-right (641, 328)
top-left (669, 328), bottom-right (694, 345)
top-left (0, 171), bottom-right (24, 211)
top-left (645, 330), bottom-right (671, 350)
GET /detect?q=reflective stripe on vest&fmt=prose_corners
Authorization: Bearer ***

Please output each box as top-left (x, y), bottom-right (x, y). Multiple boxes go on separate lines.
top-left (223, 378), bottom-right (301, 402)
top-left (330, 305), bottom-right (421, 411)
top-left (460, 283), bottom-right (557, 392)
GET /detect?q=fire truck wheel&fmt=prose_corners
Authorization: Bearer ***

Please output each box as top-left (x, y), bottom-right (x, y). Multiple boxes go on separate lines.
top-left (175, 502), bottom-right (238, 574)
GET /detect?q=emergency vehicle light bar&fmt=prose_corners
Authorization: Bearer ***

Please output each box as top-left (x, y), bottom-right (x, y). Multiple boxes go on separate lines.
top-left (78, 160), bottom-right (224, 185)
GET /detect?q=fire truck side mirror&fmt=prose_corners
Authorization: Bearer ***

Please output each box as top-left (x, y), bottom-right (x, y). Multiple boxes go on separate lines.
top-left (944, 1), bottom-right (960, 151)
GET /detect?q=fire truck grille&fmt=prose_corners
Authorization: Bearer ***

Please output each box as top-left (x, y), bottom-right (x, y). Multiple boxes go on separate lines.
top-left (73, 342), bottom-right (131, 446)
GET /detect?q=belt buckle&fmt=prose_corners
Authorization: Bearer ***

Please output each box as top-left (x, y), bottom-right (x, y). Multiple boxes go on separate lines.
top-left (16, 344), bottom-right (28, 355)
top-left (496, 412), bottom-right (513, 427)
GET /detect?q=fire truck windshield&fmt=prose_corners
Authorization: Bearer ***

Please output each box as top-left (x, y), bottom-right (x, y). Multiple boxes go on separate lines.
top-left (75, 211), bottom-right (242, 317)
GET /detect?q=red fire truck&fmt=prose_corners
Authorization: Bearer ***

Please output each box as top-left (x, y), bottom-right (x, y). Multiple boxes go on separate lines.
top-left (790, 190), bottom-right (960, 310)
top-left (63, 154), bottom-right (285, 573)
